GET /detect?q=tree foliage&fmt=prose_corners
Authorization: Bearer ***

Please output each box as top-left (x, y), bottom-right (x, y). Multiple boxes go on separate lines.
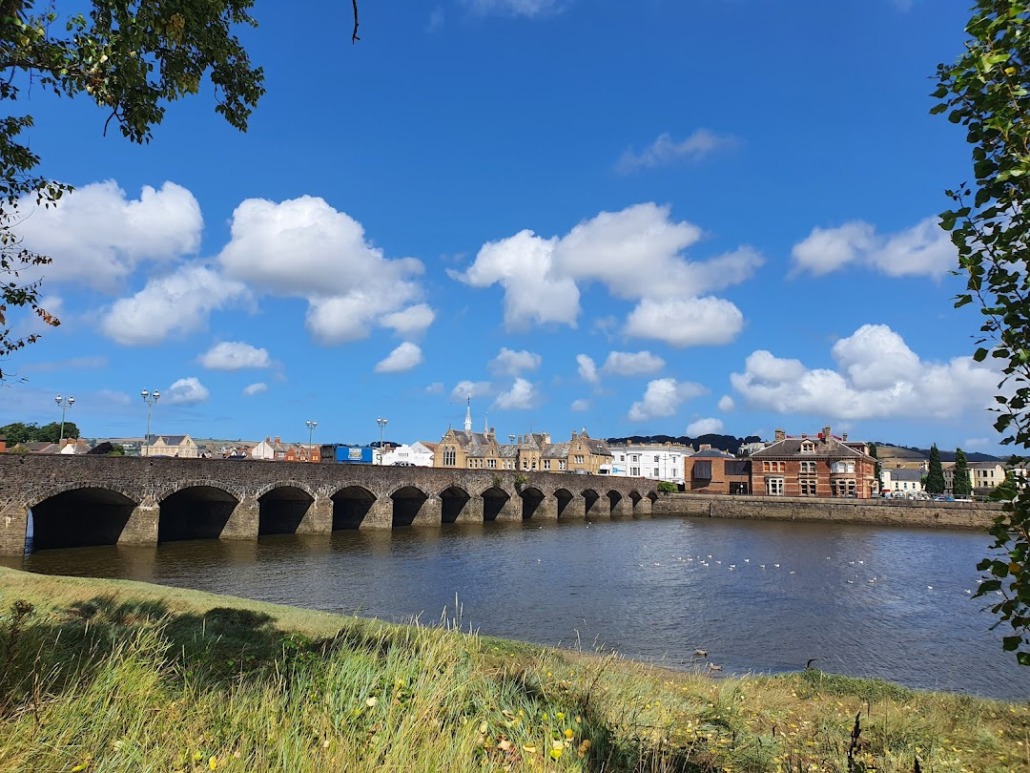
top-left (934, 0), bottom-right (1030, 665)
top-left (953, 448), bottom-right (972, 499)
top-left (0, 420), bottom-right (79, 443)
top-left (0, 0), bottom-right (266, 379)
top-left (925, 444), bottom-right (946, 495)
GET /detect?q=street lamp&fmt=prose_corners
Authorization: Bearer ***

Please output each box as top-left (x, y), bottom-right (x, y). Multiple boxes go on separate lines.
top-left (54, 394), bottom-right (75, 444)
top-left (305, 419), bottom-right (318, 461)
top-left (376, 417), bottom-right (388, 465)
top-left (141, 389), bottom-right (160, 457)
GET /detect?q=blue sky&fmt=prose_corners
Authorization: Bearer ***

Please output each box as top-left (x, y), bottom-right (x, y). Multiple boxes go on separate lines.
top-left (0, 0), bottom-right (1006, 452)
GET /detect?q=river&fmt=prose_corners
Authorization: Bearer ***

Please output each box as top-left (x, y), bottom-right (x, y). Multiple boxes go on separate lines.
top-left (4, 516), bottom-right (1027, 702)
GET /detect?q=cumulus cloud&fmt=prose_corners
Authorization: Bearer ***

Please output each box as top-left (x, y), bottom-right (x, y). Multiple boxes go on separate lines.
top-left (218, 195), bottom-right (427, 344)
top-left (494, 377), bottom-right (540, 410)
top-left (617, 129), bottom-right (738, 174)
top-left (791, 217), bottom-right (954, 278)
top-left (603, 350), bottom-right (665, 376)
top-left (451, 203), bottom-right (761, 340)
top-left (577, 354), bottom-right (599, 384)
top-left (627, 378), bottom-right (707, 421)
top-left (165, 377), bottom-right (210, 405)
top-left (462, 0), bottom-right (564, 17)
top-left (199, 341), bottom-right (270, 370)
top-left (687, 417), bottom-right (724, 436)
top-left (624, 297), bottom-right (745, 347)
top-left (730, 324), bottom-right (998, 420)
top-left (571, 398), bottom-right (590, 412)
top-left (380, 304), bottom-right (436, 337)
top-left (451, 380), bottom-right (492, 400)
top-left (375, 342), bottom-right (423, 373)
top-left (17, 181), bottom-right (203, 292)
top-left (490, 347), bottom-right (542, 376)
top-left (101, 266), bottom-right (249, 345)
top-left (717, 394), bottom-right (735, 412)
top-left (243, 382), bottom-right (268, 396)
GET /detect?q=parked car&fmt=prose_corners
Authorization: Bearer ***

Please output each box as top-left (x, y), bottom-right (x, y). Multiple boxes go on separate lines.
top-left (391, 461), bottom-right (415, 466)
top-left (933, 495), bottom-right (956, 502)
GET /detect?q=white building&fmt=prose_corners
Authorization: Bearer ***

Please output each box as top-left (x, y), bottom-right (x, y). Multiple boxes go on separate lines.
top-left (382, 442), bottom-right (435, 467)
top-left (881, 467), bottom-right (926, 497)
top-left (608, 443), bottom-right (693, 485)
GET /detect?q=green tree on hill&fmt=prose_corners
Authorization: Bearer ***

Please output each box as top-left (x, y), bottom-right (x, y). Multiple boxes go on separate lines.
top-left (953, 448), bottom-right (972, 499)
top-left (925, 444), bottom-right (946, 495)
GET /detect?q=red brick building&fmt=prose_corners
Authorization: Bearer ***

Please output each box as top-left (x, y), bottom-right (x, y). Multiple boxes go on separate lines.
top-left (683, 447), bottom-right (751, 494)
top-left (750, 426), bottom-right (877, 498)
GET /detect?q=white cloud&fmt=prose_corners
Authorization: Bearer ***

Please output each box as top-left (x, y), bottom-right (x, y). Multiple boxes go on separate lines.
top-left (494, 377), bottom-right (540, 410)
top-left (165, 377), bottom-right (210, 405)
top-left (243, 382), bottom-right (268, 396)
top-left (624, 297), bottom-right (745, 347)
top-left (375, 342), bottom-right (423, 373)
top-left (576, 354), bottom-right (599, 384)
top-left (451, 203), bottom-right (761, 336)
top-left (617, 129), bottom-right (738, 174)
top-left (571, 398), bottom-right (590, 412)
top-left (791, 217), bottom-right (954, 278)
top-left (717, 394), bottom-right (735, 412)
top-left (462, 0), bottom-right (564, 17)
top-left (199, 341), bottom-right (271, 370)
top-left (100, 266), bottom-right (249, 345)
top-left (381, 304), bottom-right (436, 337)
top-left (17, 181), bottom-right (203, 292)
top-left (218, 195), bottom-right (427, 344)
top-left (451, 380), bottom-right (492, 400)
top-left (490, 347), bottom-right (541, 376)
top-left (686, 417), bottom-right (724, 436)
top-left (603, 350), bottom-right (665, 376)
top-left (627, 378), bottom-right (707, 421)
top-left (730, 324), bottom-right (999, 420)
top-left (425, 382), bottom-right (444, 395)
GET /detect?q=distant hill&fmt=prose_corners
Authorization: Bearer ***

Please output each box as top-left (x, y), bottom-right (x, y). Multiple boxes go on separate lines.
top-left (873, 443), bottom-right (1002, 463)
top-left (605, 434), bottom-right (761, 455)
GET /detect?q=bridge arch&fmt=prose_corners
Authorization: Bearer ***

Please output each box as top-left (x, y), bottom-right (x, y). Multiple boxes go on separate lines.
top-left (159, 485), bottom-right (239, 542)
top-left (439, 485), bottom-right (472, 524)
top-left (581, 488), bottom-right (604, 518)
top-left (30, 485), bottom-right (140, 551)
top-left (554, 487), bottom-right (575, 519)
top-left (480, 485), bottom-right (512, 522)
top-left (331, 485), bottom-right (376, 530)
top-left (259, 485), bottom-right (315, 535)
top-left (519, 486), bottom-right (546, 520)
top-left (390, 485), bottom-right (432, 527)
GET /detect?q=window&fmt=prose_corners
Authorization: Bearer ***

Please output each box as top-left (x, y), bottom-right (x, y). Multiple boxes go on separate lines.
top-left (831, 461), bottom-right (855, 474)
top-left (766, 477), bottom-right (784, 495)
top-left (832, 479), bottom-right (856, 497)
top-left (443, 448), bottom-right (456, 466)
top-left (630, 467), bottom-right (640, 476)
top-left (543, 459), bottom-right (551, 470)
top-left (654, 455), bottom-right (660, 462)
top-left (800, 479), bottom-right (817, 496)
top-left (574, 455), bottom-right (585, 464)
top-left (619, 454), bottom-right (625, 462)
top-left (653, 468), bottom-right (660, 477)
top-left (801, 441), bottom-right (815, 454)
top-left (631, 454), bottom-right (639, 463)
top-left (558, 459), bottom-right (566, 470)
top-left (487, 459), bottom-right (496, 469)
top-left (800, 461), bottom-right (816, 474)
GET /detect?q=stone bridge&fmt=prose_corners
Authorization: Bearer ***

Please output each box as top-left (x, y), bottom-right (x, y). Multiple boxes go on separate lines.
top-left (0, 455), bottom-right (660, 555)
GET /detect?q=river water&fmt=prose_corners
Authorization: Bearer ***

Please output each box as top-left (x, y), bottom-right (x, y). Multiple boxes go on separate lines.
top-left (5, 516), bottom-right (1028, 702)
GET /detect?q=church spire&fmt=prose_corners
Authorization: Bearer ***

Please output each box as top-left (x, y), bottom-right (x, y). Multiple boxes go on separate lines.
top-left (464, 395), bottom-right (472, 433)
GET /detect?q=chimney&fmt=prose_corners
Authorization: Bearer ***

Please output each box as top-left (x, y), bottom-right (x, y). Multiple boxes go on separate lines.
top-left (542, 432), bottom-right (551, 444)
top-left (774, 429), bottom-right (785, 442)
top-left (822, 426), bottom-right (831, 441)
top-left (842, 432), bottom-right (848, 442)
top-left (700, 443), bottom-right (712, 451)
top-left (274, 436), bottom-right (281, 444)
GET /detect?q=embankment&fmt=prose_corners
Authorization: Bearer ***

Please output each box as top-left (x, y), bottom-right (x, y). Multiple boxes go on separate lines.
top-left (653, 493), bottom-right (1001, 530)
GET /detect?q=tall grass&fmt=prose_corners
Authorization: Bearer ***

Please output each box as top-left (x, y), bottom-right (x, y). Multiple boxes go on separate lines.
top-left (0, 567), bottom-right (1026, 772)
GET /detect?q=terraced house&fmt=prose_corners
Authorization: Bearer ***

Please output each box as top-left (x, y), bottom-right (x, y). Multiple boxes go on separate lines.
top-left (749, 427), bottom-right (878, 498)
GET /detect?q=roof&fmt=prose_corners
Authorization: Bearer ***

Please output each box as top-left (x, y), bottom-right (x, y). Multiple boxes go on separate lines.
top-left (886, 468), bottom-right (924, 482)
top-left (690, 448), bottom-right (737, 459)
top-left (752, 435), bottom-right (872, 461)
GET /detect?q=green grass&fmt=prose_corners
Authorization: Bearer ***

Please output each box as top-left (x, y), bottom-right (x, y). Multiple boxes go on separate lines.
top-left (0, 566), bottom-right (1027, 772)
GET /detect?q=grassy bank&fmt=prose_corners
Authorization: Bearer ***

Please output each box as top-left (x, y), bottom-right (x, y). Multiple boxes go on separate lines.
top-left (0, 567), bottom-right (1026, 772)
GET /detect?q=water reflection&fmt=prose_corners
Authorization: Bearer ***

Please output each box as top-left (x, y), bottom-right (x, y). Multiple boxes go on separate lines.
top-left (5, 516), bottom-right (1028, 701)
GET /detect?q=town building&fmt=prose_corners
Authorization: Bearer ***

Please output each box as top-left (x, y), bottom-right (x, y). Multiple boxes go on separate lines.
top-left (881, 467), bottom-right (926, 498)
top-left (749, 426), bottom-right (877, 498)
top-left (382, 442), bottom-right (435, 467)
top-left (683, 446), bottom-right (751, 494)
top-left (608, 442), bottom-right (693, 485)
top-left (251, 436), bottom-right (319, 462)
top-left (433, 403), bottom-right (611, 474)
top-left (144, 434), bottom-right (198, 458)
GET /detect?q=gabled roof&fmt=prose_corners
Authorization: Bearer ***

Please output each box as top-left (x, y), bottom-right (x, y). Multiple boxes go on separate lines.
top-left (752, 435), bottom-right (872, 461)
top-left (691, 448), bottom-right (737, 459)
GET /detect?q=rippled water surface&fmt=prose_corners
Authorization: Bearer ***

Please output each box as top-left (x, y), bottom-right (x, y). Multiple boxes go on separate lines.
top-left (6, 516), bottom-right (1028, 701)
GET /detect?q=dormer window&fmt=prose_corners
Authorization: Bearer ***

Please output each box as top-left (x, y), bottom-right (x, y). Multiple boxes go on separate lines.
top-left (801, 441), bottom-right (815, 454)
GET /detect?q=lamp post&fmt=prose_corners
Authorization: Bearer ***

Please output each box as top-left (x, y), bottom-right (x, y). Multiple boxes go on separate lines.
top-left (376, 417), bottom-right (388, 465)
top-left (305, 419), bottom-right (318, 461)
top-left (54, 394), bottom-right (75, 444)
top-left (141, 389), bottom-right (160, 457)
